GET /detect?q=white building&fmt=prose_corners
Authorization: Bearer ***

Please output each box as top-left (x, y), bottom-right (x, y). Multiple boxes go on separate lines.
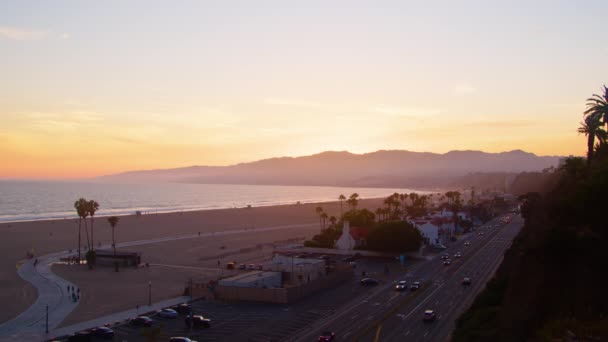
top-left (336, 221), bottom-right (368, 250)
top-left (218, 271), bottom-right (282, 288)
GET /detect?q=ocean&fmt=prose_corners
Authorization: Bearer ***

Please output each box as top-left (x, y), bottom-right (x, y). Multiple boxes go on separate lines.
top-left (0, 181), bottom-right (421, 223)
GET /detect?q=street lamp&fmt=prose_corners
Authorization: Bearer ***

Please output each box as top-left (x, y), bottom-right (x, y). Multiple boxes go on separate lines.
top-left (148, 281), bottom-right (152, 306)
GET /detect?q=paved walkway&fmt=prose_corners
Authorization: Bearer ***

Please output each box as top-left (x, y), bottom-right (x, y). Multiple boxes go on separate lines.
top-left (0, 223), bottom-right (315, 341)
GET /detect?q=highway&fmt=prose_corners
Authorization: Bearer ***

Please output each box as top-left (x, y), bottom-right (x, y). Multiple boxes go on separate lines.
top-left (292, 215), bottom-right (522, 342)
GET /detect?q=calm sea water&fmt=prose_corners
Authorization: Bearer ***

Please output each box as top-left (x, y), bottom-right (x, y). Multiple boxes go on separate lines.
top-left (0, 181), bottom-right (420, 223)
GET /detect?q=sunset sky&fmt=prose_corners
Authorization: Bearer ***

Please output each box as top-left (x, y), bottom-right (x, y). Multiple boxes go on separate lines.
top-left (1, 1), bottom-right (607, 179)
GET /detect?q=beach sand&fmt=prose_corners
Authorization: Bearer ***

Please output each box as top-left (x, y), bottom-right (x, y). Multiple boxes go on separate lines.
top-left (0, 198), bottom-right (383, 324)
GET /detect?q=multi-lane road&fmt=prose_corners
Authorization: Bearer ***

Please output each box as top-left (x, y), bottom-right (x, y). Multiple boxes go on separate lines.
top-left (293, 215), bottom-right (522, 342)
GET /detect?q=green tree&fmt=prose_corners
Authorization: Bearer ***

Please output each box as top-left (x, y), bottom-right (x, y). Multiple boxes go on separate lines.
top-left (578, 115), bottom-right (607, 164)
top-left (347, 193), bottom-right (360, 210)
top-left (107, 216), bottom-right (120, 255)
top-left (366, 221), bottom-right (423, 253)
top-left (341, 208), bottom-right (375, 228)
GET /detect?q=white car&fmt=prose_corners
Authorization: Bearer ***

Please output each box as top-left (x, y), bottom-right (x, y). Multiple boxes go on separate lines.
top-left (464, 241), bottom-right (470, 246)
top-left (158, 308), bottom-right (178, 319)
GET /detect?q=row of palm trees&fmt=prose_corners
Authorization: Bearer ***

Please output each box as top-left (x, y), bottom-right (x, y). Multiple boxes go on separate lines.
top-left (74, 198), bottom-right (121, 261)
top-left (579, 85), bottom-right (608, 164)
top-left (316, 193), bottom-right (361, 232)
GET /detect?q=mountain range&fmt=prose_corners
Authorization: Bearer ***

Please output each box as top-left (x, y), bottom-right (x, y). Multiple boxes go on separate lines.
top-left (97, 150), bottom-right (562, 189)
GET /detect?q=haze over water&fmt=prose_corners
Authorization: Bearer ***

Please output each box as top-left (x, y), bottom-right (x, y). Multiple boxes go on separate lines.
top-left (0, 181), bottom-right (420, 223)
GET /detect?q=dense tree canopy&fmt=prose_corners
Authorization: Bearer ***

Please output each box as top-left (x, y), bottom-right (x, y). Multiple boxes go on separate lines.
top-left (366, 221), bottom-right (422, 253)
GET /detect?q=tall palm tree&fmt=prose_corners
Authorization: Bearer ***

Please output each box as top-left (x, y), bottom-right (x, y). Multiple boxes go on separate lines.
top-left (329, 216), bottom-right (337, 227)
top-left (585, 85), bottom-right (608, 131)
top-left (348, 193), bottom-right (360, 210)
top-left (320, 212), bottom-right (329, 231)
top-left (75, 198), bottom-right (91, 250)
top-left (338, 194), bottom-right (346, 218)
top-left (107, 216), bottom-right (119, 255)
top-left (578, 115), bottom-right (606, 163)
top-left (74, 199), bottom-right (86, 261)
top-left (315, 206), bottom-right (324, 231)
top-left (87, 200), bottom-right (100, 250)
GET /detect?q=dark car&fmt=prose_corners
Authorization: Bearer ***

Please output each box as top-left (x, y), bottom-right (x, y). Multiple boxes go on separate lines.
top-left (423, 310), bottom-right (436, 322)
top-left (318, 331), bottom-right (336, 341)
top-left (441, 254), bottom-right (449, 260)
top-left (130, 316), bottom-right (154, 327)
top-left (174, 303), bottom-right (192, 314)
top-left (341, 256), bottom-right (355, 262)
top-left (462, 277), bottom-right (472, 285)
top-left (185, 315), bottom-right (211, 328)
top-left (410, 281), bottom-right (421, 291)
top-left (443, 259), bottom-right (451, 266)
top-left (91, 326), bottom-right (114, 339)
top-left (394, 280), bottom-right (407, 291)
top-left (360, 278), bottom-right (379, 286)
top-left (68, 331), bottom-right (92, 342)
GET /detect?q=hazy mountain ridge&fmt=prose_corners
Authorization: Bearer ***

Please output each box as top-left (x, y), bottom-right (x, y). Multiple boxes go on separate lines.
top-left (97, 150), bottom-right (562, 188)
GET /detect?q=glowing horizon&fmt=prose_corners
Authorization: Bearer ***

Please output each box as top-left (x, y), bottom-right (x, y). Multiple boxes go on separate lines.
top-left (1, 1), bottom-right (605, 179)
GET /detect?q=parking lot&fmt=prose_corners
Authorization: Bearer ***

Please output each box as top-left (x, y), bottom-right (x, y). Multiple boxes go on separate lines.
top-left (73, 256), bottom-right (405, 342)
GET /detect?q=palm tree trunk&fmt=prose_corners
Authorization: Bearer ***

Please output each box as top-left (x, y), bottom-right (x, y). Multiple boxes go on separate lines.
top-left (112, 227), bottom-right (116, 255)
top-left (90, 216), bottom-right (95, 250)
top-left (77, 218), bottom-right (82, 261)
top-left (83, 219), bottom-right (91, 250)
top-left (587, 134), bottom-right (595, 164)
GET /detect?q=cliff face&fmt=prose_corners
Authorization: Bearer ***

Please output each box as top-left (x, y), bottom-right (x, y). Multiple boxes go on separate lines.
top-left (452, 158), bottom-right (608, 341)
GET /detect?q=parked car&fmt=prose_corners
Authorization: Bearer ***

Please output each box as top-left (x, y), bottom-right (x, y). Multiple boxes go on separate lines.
top-left (410, 281), bottom-right (421, 291)
top-left (238, 264), bottom-right (246, 270)
top-left (169, 338), bottom-right (198, 342)
top-left (158, 308), bottom-right (178, 318)
top-left (185, 315), bottom-right (211, 328)
top-left (130, 316), bottom-right (154, 327)
top-left (360, 278), bottom-right (379, 286)
top-left (394, 280), bottom-right (407, 291)
top-left (256, 264), bottom-right (263, 270)
top-left (318, 331), bottom-right (336, 341)
top-left (462, 277), bottom-right (472, 285)
top-left (90, 326), bottom-right (114, 339)
top-left (246, 264), bottom-right (256, 270)
top-left (423, 310), bottom-right (436, 322)
top-left (174, 303), bottom-right (192, 314)
top-left (443, 259), bottom-right (451, 266)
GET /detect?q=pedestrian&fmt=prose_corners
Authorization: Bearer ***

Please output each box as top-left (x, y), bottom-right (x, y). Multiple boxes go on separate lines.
top-left (67, 285), bottom-right (70, 292)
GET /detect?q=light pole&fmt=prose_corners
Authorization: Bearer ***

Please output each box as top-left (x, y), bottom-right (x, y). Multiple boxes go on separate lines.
top-left (148, 281), bottom-right (152, 306)
top-left (45, 304), bottom-right (49, 333)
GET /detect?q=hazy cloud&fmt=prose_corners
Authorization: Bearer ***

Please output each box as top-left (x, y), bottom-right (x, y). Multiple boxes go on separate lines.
top-left (469, 119), bottom-right (537, 128)
top-left (0, 26), bottom-right (49, 41)
top-left (454, 84), bottom-right (476, 94)
top-left (264, 98), bottom-right (322, 108)
top-left (370, 106), bottom-right (444, 118)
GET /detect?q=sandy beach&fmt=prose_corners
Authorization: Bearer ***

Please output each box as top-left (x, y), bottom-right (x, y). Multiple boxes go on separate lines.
top-left (0, 198), bottom-right (383, 324)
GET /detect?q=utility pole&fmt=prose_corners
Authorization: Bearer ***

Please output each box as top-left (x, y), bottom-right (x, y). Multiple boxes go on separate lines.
top-left (148, 281), bottom-right (152, 306)
top-left (45, 304), bottom-right (49, 333)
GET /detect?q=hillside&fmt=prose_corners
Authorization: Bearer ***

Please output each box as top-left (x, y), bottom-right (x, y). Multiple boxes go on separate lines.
top-left (97, 149), bottom-right (561, 188)
top-left (452, 156), bottom-right (608, 341)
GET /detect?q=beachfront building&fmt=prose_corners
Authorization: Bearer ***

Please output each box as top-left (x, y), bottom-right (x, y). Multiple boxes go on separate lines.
top-left (335, 221), bottom-right (368, 250)
top-left (218, 271), bottom-right (282, 289)
top-left (263, 254), bottom-right (326, 285)
top-left (95, 250), bottom-right (141, 267)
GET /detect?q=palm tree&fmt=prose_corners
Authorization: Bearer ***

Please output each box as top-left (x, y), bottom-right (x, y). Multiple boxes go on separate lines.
top-left (75, 198), bottom-right (91, 250)
top-left (315, 206), bottom-right (324, 231)
top-left (338, 194), bottom-right (346, 218)
top-left (584, 85), bottom-right (608, 131)
top-left (107, 216), bottom-right (119, 255)
top-left (87, 200), bottom-right (100, 250)
top-left (375, 208), bottom-right (383, 222)
top-left (74, 199), bottom-right (86, 261)
top-left (578, 115), bottom-right (606, 163)
top-left (348, 193), bottom-right (360, 210)
top-left (320, 212), bottom-right (329, 231)
top-left (329, 216), bottom-right (337, 227)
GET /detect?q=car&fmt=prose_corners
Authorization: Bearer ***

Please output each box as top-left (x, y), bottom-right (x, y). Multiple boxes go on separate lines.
top-left (246, 264), bottom-right (256, 270)
top-left (394, 280), bottom-right (407, 291)
top-left (462, 277), bottom-right (472, 285)
top-left (185, 315), bottom-right (211, 328)
top-left (423, 310), bottom-right (436, 322)
top-left (443, 259), bottom-right (451, 265)
top-left (91, 326), bottom-right (114, 339)
top-left (169, 338), bottom-right (198, 342)
top-left (238, 264), bottom-right (246, 270)
top-left (410, 281), bottom-right (421, 291)
top-left (68, 330), bottom-right (92, 342)
top-left (318, 331), bottom-right (336, 341)
top-left (464, 241), bottom-right (470, 246)
top-left (174, 303), bottom-right (192, 314)
top-left (226, 262), bottom-right (235, 270)
top-left (454, 252), bottom-right (462, 258)
top-left (256, 264), bottom-right (263, 270)
top-left (441, 254), bottom-right (449, 260)
top-left (130, 316), bottom-right (154, 327)
top-left (158, 308), bottom-right (178, 318)
top-left (360, 278), bottom-right (379, 286)
top-left (342, 256), bottom-right (355, 262)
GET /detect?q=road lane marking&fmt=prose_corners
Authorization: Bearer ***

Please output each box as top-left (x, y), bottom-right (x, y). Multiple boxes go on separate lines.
top-left (373, 325), bottom-right (383, 342)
